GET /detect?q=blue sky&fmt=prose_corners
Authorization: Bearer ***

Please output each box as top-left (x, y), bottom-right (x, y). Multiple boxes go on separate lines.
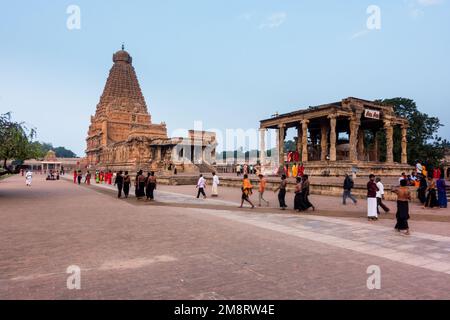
top-left (1, 0), bottom-right (449, 156)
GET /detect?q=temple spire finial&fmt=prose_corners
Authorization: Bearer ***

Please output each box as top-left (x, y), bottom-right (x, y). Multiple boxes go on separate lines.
top-left (121, 43), bottom-right (125, 50)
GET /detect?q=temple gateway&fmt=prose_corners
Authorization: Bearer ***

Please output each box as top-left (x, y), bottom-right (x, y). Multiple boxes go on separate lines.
top-left (259, 97), bottom-right (413, 176)
top-left (85, 48), bottom-right (216, 174)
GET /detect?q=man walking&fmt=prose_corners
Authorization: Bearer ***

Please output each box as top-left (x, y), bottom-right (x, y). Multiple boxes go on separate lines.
top-left (258, 174), bottom-right (269, 207)
top-left (376, 177), bottom-right (390, 214)
top-left (196, 174), bottom-right (207, 199)
top-left (274, 174), bottom-right (288, 210)
top-left (115, 171), bottom-right (124, 198)
top-left (367, 174), bottom-right (379, 221)
top-left (343, 174), bottom-right (357, 205)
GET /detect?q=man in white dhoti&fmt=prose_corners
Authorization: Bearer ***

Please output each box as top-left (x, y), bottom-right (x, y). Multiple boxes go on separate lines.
top-left (25, 170), bottom-right (33, 187)
top-left (367, 174), bottom-right (379, 220)
top-left (211, 172), bottom-right (220, 197)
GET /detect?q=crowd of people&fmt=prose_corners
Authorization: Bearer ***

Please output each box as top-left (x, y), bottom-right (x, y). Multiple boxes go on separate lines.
top-left (60, 159), bottom-right (448, 238)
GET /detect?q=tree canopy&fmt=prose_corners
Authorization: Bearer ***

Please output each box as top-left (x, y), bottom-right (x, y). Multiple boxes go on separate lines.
top-left (37, 142), bottom-right (77, 158)
top-left (377, 98), bottom-right (448, 166)
top-left (0, 113), bottom-right (41, 173)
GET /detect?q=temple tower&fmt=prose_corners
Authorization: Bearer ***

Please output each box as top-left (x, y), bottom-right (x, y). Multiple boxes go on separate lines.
top-left (85, 47), bottom-right (168, 165)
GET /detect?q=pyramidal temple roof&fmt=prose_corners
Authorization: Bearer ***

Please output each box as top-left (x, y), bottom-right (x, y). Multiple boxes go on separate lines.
top-left (94, 48), bottom-right (148, 118)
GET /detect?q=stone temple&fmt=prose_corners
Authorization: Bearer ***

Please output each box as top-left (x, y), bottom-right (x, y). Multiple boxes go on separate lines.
top-left (259, 97), bottom-right (413, 176)
top-left (85, 47), bottom-right (216, 174)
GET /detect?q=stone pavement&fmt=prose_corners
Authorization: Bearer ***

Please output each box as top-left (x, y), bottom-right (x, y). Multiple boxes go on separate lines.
top-left (1, 175), bottom-right (449, 299)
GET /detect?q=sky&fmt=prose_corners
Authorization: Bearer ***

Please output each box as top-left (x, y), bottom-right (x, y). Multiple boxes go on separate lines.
top-left (1, 0), bottom-right (449, 156)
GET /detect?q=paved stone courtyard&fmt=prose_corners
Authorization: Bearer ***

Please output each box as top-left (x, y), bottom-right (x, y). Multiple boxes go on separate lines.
top-left (1, 175), bottom-right (449, 299)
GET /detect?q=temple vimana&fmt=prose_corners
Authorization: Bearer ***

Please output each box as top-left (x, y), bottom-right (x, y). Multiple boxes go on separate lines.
top-left (85, 47), bottom-right (216, 174)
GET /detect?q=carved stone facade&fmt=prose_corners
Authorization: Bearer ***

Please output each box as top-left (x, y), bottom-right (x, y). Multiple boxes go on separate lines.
top-left (85, 48), bottom-right (216, 174)
top-left (259, 97), bottom-right (412, 176)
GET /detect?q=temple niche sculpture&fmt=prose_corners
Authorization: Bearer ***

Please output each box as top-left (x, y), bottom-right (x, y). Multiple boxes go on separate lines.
top-left (259, 97), bottom-right (413, 176)
top-left (85, 47), bottom-right (216, 174)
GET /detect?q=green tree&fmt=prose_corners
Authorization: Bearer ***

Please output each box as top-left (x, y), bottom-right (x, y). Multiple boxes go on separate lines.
top-left (377, 98), bottom-right (447, 166)
top-left (36, 142), bottom-right (77, 158)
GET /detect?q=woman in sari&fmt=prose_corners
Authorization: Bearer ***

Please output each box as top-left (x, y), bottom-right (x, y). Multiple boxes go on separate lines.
top-left (393, 179), bottom-right (411, 235)
top-left (301, 175), bottom-right (315, 212)
top-left (146, 171), bottom-right (157, 201)
top-left (436, 177), bottom-right (448, 208)
top-left (239, 174), bottom-right (255, 209)
top-left (424, 177), bottom-right (438, 209)
top-left (123, 171), bottom-right (131, 198)
top-left (274, 174), bottom-right (288, 210)
top-left (294, 177), bottom-right (304, 211)
top-left (211, 172), bottom-right (220, 197)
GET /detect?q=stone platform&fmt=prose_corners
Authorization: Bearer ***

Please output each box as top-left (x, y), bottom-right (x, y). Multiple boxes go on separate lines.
top-left (263, 161), bottom-right (414, 177)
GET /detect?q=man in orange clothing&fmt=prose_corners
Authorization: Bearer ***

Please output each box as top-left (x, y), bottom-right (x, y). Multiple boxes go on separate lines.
top-left (258, 174), bottom-right (269, 207)
top-left (239, 174), bottom-right (255, 209)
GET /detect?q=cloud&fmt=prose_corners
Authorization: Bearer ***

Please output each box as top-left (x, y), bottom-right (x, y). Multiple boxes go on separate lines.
top-left (259, 12), bottom-right (287, 29)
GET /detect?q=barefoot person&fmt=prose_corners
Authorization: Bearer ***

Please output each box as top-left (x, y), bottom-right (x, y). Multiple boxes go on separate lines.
top-left (239, 174), bottom-right (255, 208)
top-left (393, 179), bottom-right (411, 235)
top-left (114, 171), bottom-right (124, 198)
top-left (294, 177), bottom-right (304, 211)
top-left (424, 176), bottom-right (438, 209)
top-left (146, 171), bottom-right (157, 201)
top-left (123, 171), bottom-right (131, 198)
top-left (274, 174), bottom-right (288, 210)
top-left (343, 174), bottom-right (357, 205)
top-left (301, 175), bottom-right (315, 212)
top-left (196, 174), bottom-right (207, 199)
top-left (367, 174), bottom-right (379, 221)
top-left (135, 170), bottom-right (146, 200)
top-left (258, 174), bottom-right (269, 207)
top-left (211, 172), bottom-right (220, 197)
top-left (25, 170), bottom-right (33, 187)
top-left (376, 177), bottom-right (390, 214)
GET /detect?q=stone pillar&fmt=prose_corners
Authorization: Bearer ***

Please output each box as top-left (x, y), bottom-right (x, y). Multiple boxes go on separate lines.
top-left (259, 128), bottom-right (266, 165)
top-left (278, 124), bottom-right (286, 166)
top-left (156, 146), bottom-right (162, 161)
top-left (372, 130), bottom-right (379, 162)
top-left (401, 125), bottom-right (408, 164)
top-left (357, 128), bottom-right (365, 161)
top-left (301, 120), bottom-right (309, 162)
top-left (275, 128), bottom-right (280, 167)
top-left (349, 112), bottom-right (361, 162)
top-left (297, 125), bottom-right (302, 154)
top-left (328, 115), bottom-right (337, 161)
top-left (320, 123), bottom-right (328, 161)
top-left (384, 120), bottom-right (394, 163)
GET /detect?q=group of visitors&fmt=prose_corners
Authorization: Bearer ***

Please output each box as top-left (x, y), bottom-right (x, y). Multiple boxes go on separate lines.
top-left (236, 164), bottom-right (258, 176)
top-left (195, 172), bottom-right (220, 199)
top-left (414, 161), bottom-right (448, 209)
top-left (237, 173), bottom-right (315, 212)
top-left (134, 170), bottom-right (156, 201)
top-left (366, 174), bottom-right (411, 235)
top-left (45, 170), bottom-right (60, 181)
